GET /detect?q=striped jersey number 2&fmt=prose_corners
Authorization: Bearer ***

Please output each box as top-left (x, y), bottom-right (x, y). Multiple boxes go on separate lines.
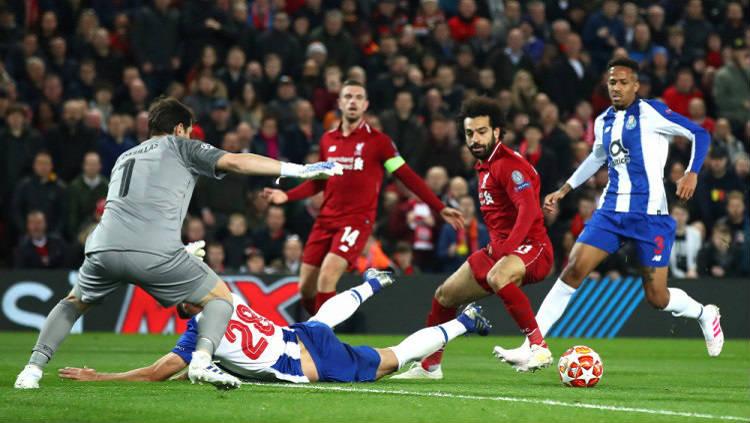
top-left (339, 226), bottom-right (360, 253)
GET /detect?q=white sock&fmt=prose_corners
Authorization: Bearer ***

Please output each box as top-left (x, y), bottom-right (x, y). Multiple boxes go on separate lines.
top-left (308, 282), bottom-right (374, 328)
top-left (664, 287), bottom-right (703, 320)
top-left (390, 320), bottom-right (466, 369)
top-left (521, 278), bottom-right (576, 349)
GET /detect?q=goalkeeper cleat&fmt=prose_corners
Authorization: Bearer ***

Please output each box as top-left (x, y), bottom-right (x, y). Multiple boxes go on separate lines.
top-left (457, 303), bottom-right (491, 336)
top-left (364, 268), bottom-right (394, 293)
top-left (14, 364), bottom-right (43, 389)
top-left (698, 305), bottom-right (724, 357)
top-left (188, 351), bottom-right (240, 390)
top-left (390, 362), bottom-right (444, 380)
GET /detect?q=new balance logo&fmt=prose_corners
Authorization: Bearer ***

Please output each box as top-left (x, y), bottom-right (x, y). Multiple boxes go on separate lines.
top-left (652, 255), bottom-right (662, 262)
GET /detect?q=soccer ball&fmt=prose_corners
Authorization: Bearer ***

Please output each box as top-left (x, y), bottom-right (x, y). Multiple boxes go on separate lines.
top-left (558, 345), bottom-right (603, 388)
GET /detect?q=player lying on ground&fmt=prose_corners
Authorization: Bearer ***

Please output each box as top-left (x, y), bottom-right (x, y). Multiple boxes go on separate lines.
top-left (58, 269), bottom-right (491, 385)
top-left (15, 97), bottom-right (343, 390)
top-left (393, 97), bottom-right (556, 380)
top-left (495, 57), bottom-right (723, 372)
top-left (264, 80), bottom-right (463, 316)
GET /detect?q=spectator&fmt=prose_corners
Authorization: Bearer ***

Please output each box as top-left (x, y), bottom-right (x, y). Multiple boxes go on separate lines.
top-left (718, 2), bottom-right (746, 46)
top-left (509, 69), bottom-right (537, 115)
top-left (688, 97), bottom-right (715, 133)
top-left (403, 195), bottom-right (436, 271)
top-left (733, 153), bottom-right (750, 195)
top-left (232, 82), bottom-right (265, 130)
top-left (716, 191), bottom-right (748, 250)
top-left (712, 37), bottom-right (750, 132)
top-left (414, 115), bottom-right (463, 176)
top-left (270, 235), bottom-right (303, 274)
top-left (13, 210), bottom-right (68, 269)
top-left (97, 114), bottom-right (137, 176)
top-left (202, 99), bottom-right (235, 147)
top-left (183, 74), bottom-right (219, 122)
top-left (310, 9), bottom-right (356, 71)
top-left (391, 241), bottom-right (418, 275)
top-left (369, 55), bottom-right (417, 113)
top-left (662, 68), bottom-right (703, 116)
top-left (216, 46), bottom-right (247, 102)
top-left (679, 0), bottom-right (714, 61)
top-left (267, 76), bottom-right (299, 129)
top-left (540, 104), bottom-right (573, 173)
top-left (646, 4), bottom-right (667, 45)
top-left (251, 114), bottom-right (286, 161)
top-left (1, 104), bottom-right (45, 203)
top-left (712, 118), bottom-right (745, 162)
top-left (696, 145), bottom-right (744, 231)
top-left (697, 222), bottom-right (743, 277)
top-left (519, 123), bottom-right (558, 196)
top-left (47, 99), bottom-right (96, 182)
top-left (66, 151), bottom-right (108, 239)
top-left (182, 216), bottom-right (206, 244)
top-left (413, 0), bottom-right (445, 39)
top-left (194, 132), bottom-right (251, 229)
top-left (205, 241), bottom-right (229, 274)
top-left (436, 194), bottom-right (489, 273)
top-left (87, 27), bottom-right (124, 86)
top-left (222, 213), bottom-right (255, 270)
top-left (283, 99), bottom-right (321, 164)
top-left (582, 0), bottom-right (625, 73)
top-left (670, 203), bottom-right (702, 279)
top-left (116, 77), bottom-right (149, 117)
top-left (256, 12), bottom-right (301, 75)
top-left (545, 32), bottom-right (595, 117)
top-left (240, 248), bottom-right (267, 274)
top-left (11, 151), bottom-right (66, 236)
top-left (253, 205), bottom-right (288, 263)
top-left (443, 176), bottom-right (469, 209)
top-left (447, 0), bottom-right (478, 43)
top-left (131, 0), bottom-right (181, 94)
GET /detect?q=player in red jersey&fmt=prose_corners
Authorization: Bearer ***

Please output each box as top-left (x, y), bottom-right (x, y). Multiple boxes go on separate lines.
top-left (393, 96), bottom-right (555, 380)
top-left (264, 80), bottom-right (463, 314)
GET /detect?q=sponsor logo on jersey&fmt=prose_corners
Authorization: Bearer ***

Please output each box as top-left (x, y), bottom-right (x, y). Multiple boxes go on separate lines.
top-left (609, 138), bottom-right (631, 167)
top-left (512, 170), bottom-right (531, 192)
top-left (625, 114), bottom-right (637, 130)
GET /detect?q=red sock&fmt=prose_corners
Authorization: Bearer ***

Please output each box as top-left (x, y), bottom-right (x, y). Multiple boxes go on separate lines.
top-left (421, 298), bottom-right (457, 371)
top-left (314, 291), bottom-right (336, 313)
top-left (496, 284), bottom-right (547, 348)
top-left (301, 297), bottom-right (316, 315)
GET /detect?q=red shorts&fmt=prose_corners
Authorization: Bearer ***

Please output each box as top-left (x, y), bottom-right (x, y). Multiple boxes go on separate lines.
top-left (302, 220), bottom-right (373, 268)
top-left (467, 240), bottom-right (553, 292)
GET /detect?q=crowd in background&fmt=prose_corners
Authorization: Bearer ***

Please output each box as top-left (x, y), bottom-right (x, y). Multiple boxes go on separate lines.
top-left (0, 0), bottom-right (748, 278)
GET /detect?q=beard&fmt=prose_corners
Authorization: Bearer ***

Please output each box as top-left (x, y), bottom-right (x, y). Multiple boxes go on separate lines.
top-left (469, 138), bottom-right (497, 160)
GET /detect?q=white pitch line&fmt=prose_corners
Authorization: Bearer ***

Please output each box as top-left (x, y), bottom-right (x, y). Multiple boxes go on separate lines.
top-left (243, 382), bottom-right (748, 422)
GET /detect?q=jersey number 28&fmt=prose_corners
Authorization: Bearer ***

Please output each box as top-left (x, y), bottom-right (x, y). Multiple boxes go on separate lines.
top-left (224, 304), bottom-right (275, 360)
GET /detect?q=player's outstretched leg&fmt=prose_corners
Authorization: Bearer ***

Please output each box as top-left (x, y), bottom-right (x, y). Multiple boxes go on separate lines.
top-left (644, 267), bottom-right (724, 357)
top-left (309, 268), bottom-right (394, 328)
top-left (494, 243), bottom-right (607, 371)
top-left (390, 303), bottom-right (490, 378)
top-left (15, 296), bottom-right (89, 389)
top-left (493, 277), bottom-right (577, 370)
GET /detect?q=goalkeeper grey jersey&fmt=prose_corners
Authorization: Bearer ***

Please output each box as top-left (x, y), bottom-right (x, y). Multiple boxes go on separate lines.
top-left (86, 135), bottom-right (226, 256)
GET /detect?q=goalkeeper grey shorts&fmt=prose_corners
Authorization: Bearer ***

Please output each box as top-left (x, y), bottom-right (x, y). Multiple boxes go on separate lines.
top-left (72, 249), bottom-right (220, 307)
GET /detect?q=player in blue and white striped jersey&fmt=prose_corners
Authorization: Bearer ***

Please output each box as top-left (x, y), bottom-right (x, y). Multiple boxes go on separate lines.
top-left (58, 269), bottom-right (490, 385)
top-left (494, 58), bottom-right (724, 371)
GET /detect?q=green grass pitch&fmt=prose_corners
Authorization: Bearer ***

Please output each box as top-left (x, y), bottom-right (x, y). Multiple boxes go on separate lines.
top-left (0, 333), bottom-right (748, 423)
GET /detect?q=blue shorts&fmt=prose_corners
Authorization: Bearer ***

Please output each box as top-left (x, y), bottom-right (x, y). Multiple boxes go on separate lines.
top-left (577, 210), bottom-right (676, 267)
top-left (291, 321), bottom-right (381, 383)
